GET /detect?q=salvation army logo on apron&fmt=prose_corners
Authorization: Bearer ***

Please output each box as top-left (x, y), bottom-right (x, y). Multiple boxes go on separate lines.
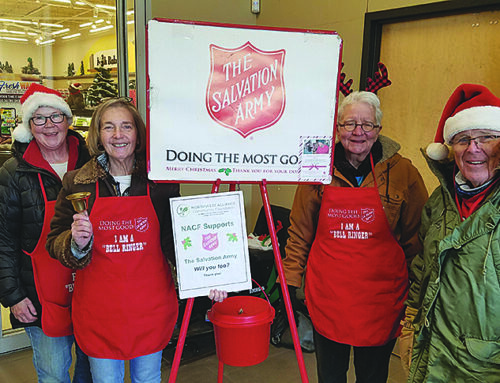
top-left (360, 208), bottom-right (375, 223)
top-left (206, 41), bottom-right (286, 138)
top-left (134, 217), bottom-right (149, 232)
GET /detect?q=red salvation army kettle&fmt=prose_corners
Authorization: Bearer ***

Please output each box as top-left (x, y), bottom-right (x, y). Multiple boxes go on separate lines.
top-left (207, 295), bottom-right (275, 367)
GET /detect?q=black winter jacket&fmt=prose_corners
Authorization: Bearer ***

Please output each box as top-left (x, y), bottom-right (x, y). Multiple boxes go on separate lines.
top-left (0, 130), bottom-right (90, 329)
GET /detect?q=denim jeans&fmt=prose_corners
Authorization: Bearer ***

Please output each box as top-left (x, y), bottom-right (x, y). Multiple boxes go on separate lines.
top-left (73, 342), bottom-right (93, 383)
top-left (88, 350), bottom-right (162, 383)
top-left (24, 326), bottom-right (92, 383)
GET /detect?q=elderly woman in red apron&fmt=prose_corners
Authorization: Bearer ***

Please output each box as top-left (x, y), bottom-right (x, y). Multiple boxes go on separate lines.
top-left (47, 98), bottom-right (225, 383)
top-left (283, 91), bottom-right (428, 382)
top-left (0, 83), bottom-right (91, 382)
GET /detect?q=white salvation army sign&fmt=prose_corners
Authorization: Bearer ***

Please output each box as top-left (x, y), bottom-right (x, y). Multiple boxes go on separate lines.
top-left (147, 19), bottom-right (342, 184)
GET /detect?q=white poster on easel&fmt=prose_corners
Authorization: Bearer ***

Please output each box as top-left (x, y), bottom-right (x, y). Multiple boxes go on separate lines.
top-left (147, 19), bottom-right (342, 184)
top-left (170, 191), bottom-right (251, 299)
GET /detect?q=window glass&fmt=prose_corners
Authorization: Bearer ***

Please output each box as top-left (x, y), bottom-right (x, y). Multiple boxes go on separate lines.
top-left (0, 0), bottom-right (134, 133)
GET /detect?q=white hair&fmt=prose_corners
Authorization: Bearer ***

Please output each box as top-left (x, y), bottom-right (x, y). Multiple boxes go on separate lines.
top-left (338, 91), bottom-right (383, 125)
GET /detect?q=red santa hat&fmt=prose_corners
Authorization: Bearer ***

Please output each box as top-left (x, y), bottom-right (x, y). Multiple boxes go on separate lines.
top-left (426, 83), bottom-right (500, 160)
top-left (69, 83), bottom-right (82, 93)
top-left (14, 83), bottom-right (73, 143)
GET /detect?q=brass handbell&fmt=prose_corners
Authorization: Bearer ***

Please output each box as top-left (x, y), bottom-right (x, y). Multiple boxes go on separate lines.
top-left (66, 192), bottom-right (91, 213)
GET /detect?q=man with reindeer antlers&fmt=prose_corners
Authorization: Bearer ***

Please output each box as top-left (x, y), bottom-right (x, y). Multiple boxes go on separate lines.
top-left (281, 64), bottom-right (428, 383)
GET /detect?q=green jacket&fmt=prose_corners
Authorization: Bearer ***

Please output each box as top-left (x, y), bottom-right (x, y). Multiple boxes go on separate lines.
top-left (407, 151), bottom-right (500, 383)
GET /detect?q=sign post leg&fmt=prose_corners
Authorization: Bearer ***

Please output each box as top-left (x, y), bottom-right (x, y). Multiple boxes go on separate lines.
top-left (217, 360), bottom-right (224, 383)
top-left (167, 180), bottom-right (222, 382)
top-left (167, 297), bottom-right (194, 383)
top-left (259, 180), bottom-right (309, 383)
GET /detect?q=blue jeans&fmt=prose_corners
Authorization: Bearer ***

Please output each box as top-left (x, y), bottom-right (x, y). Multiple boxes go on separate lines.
top-left (74, 342), bottom-right (93, 383)
top-left (88, 351), bottom-right (162, 383)
top-left (24, 326), bottom-right (92, 383)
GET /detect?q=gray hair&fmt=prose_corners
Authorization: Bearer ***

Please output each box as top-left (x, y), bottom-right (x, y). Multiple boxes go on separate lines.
top-left (338, 91), bottom-right (383, 125)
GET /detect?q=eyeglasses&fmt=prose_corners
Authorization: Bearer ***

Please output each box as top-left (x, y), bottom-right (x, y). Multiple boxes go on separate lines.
top-left (337, 120), bottom-right (380, 132)
top-left (30, 113), bottom-right (65, 126)
top-left (451, 135), bottom-right (500, 147)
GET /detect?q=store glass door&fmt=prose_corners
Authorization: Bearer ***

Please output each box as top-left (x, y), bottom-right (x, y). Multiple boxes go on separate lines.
top-left (0, 0), bottom-right (133, 354)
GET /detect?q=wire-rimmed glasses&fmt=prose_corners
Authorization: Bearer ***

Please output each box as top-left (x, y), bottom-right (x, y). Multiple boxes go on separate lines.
top-left (337, 120), bottom-right (380, 132)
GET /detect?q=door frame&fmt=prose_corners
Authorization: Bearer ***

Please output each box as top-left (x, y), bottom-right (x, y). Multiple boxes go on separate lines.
top-left (360, 0), bottom-right (500, 85)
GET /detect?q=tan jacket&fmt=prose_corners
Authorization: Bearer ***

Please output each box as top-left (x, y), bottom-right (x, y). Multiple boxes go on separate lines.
top-left (283, 135), bottom-right (428, 287)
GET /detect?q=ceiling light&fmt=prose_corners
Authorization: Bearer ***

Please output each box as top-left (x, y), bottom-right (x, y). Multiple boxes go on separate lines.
top-left (40, 39), bottom-right (56, 45)
top-left (79, 22), bottom-right (93, 27)
top-left (51, 0), bottom-right (71, 3)
top-left (52, 28), bottom-right (69, 35)
top-left (96, 4), bottom-right (115, 10)
top-left (75, 1), bottom-right (85, 5)
top-left (0, 18), bottom-right (33, 25)
top-left (127, 20), bottom-right (134, 25)
top-left (89, 25), bottom-right (113, 33)
top-left (0, 29), bottom-right (26, 35)
top-left (40, 23), bottom-right (63, 28)
top-left (27, 32), bottom-right (38, 36)
top-left (62, 33), bottom-right (81, 39)
top-left (0, 36), bottom-right (28, 42)
top-left (95, 19), bottom-right (104, 24)
top-left (127, 10), bottom-right (134, 16)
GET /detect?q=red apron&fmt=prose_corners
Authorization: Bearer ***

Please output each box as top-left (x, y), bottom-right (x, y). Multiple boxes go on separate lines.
top-left (305, 156), bottom-right (408, 346)
top-left (73, 183), bottom-right (178, 360)
top-left (28, 174), bottom-right (75, 337)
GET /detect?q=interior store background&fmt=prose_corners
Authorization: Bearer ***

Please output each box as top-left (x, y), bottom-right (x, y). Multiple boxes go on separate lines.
top-left (1, 0), bottom-right (499, 372)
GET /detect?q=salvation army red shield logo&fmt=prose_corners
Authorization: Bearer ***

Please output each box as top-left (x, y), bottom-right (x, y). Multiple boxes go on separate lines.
top-left (134, 217), bottom-right (149, 232)
top-left (206, 41), bottom-right (286, 138)
top-left (360, 208), bottom-right (375, 224)
top-left (202, 233), bottom-right (219, 251)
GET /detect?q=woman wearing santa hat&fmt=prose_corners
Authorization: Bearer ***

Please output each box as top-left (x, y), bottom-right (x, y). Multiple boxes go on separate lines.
top-left (402, 83), bottom-right (500, 382)
top-left (0, 83), bottom-right (92, 382)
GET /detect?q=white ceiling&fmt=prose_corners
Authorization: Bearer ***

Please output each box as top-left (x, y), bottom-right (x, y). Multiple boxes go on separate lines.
top-left (0, 0), bottom-right (132, 44)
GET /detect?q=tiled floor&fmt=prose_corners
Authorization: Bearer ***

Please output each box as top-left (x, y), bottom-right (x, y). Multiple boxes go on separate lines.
top-left (0, 341), bottom-right (407, 382)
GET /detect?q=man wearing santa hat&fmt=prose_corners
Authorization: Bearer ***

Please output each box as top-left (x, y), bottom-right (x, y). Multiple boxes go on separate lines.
top-left (0, 83), bottom-right (92, 382)
top-left (401, 83), bottom-right (500, 382)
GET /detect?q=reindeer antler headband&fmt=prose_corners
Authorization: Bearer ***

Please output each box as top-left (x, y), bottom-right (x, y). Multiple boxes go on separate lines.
top-left (339, 62), bottom-right (392, 96)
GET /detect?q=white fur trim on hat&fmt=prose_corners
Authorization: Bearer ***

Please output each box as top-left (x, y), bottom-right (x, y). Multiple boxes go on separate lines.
top-left (13, 92), bottom-right (73, 143)
top-left (443, 105), bottom-right (500, 144)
